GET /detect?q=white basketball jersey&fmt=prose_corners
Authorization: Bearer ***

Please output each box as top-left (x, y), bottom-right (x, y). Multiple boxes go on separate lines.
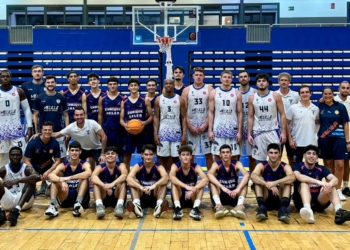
top-left (159, 94), bottom-right (182, 142)
top-left (213, 87), bottom-right (238, 138)
top-left (0, 86), bottom-right (24, 140)
top-left (252, 91), bottom-right (279, 134)
top-left (187, 84), bottom-right (209, 127)
top-left (4, 163), bottom-right (27, 194)
top-left (241, 87), bottom-right (256, 139)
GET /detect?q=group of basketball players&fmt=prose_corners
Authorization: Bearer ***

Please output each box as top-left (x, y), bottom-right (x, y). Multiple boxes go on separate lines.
top-left (1, 65), bottom-right (350, 227)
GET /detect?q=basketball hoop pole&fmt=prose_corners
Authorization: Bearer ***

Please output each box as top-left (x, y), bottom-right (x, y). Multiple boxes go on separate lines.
top-left (162, 2), bottom-right (173, 79)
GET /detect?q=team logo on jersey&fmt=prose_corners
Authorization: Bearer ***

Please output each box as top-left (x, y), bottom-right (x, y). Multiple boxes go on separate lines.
top-left (44, 87), bottom-right (47, 91)
top-left (56, 99), bottom-right (61, 104)
top-left (218, 92), bottom-right (221, 97)
top-left (79, 97), bottom-right (82, 100)
top-left (49, 149), bottom-right (53, 154)
top-left (268, 98), bottom-right (272, 102)
top-left (35, 149), bottom-right (40, 154)
top-left (139, 104), bottom-right (143, 107)
top-left (335, 110), bottom-right (339, 114)
top-left (230, 94), bottom-right (234, 97)
top-left (174, 100), bottom-right (177, 104)
top-left (12, 93), bottom-right (16, 96)
top-left (289, 99), bottom-right (293, 104)
top-left (203, 91), bottom-right (206, 95)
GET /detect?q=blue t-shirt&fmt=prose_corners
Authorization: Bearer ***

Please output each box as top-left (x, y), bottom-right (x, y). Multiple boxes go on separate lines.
top-left (24, 136), bottom-right (61, 170)
top-left (33, 92), bottom-right (68, 132)
top-left (101, 93), bottom-right (124, 131)
top-left (318, 102), bottom-right (349, 138)
top-left (293, 162), bottom-right (331, 193)
top-left (21, 80), bottom-right (46, 110)
top-left (61, 87), bottom-right (87, 123)
top-left (86, 90), bottom-right (106, 122)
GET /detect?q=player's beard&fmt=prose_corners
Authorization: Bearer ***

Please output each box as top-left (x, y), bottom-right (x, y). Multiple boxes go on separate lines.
top-left (258, 87), bottom-right (267, 91)
top-left (240, 81), bottom-right (248, 86)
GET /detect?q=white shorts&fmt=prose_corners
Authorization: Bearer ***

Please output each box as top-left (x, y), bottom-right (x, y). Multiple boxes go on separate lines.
top-left (240, 139), bottom-right (252, 156)
top-left (212, 137), bottom-right (240, 156)
top-left (0, 188), bottom-right (34, 211)
top-left (56, 137), bottom-right (67, 158)
top-left (0, 137), bottom-right (26, 167)
top-left (187, 130), bottom-right (211, 155)
top-left (157, 141), bottom-right (181, 157)
top-left (252, 130), bottom-right (280, 161)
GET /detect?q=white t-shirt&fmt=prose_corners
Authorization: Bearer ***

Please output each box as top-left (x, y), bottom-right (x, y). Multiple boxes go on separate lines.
top-left (276, 88), bottom-right (299, 130)
top-left (286, 102), bottom-right (319, 147)
top-left (60, 119), bottom-right (102, 150)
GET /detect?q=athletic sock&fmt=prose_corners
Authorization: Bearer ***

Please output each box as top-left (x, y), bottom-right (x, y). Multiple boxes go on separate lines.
top-left (335, 204), bottom-right (342, 212)
top-left (156, 199), bottom-right (163, 206)
top-left (257, 197), bottom-right (265, 207)
top-left (280, 197), bottom-right (290, 208)
top-left (15, 205), bottom-right (21, 212)
top-left (303, 204), bottom-right (311, 209)
top-left (50, 199), bottom-right (57, 207)
top-left (212, 195), bottom-right (221, 205)
top-left (237, 196), bottom-right (245, 206)
top-left (76, 196), bottom-right (83, 204)
top-left (95, 199), bottom-right (103, 206)
top-left (174, 200), bottom-right (181, 208)
top-left (193, 199), bottom-right (201, 208)
top-left (117, 199), bottom-right (124, 206)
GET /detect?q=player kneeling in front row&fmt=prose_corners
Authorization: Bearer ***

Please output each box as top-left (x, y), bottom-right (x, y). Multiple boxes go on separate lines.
top-left (126, 144), bottom-right (169, 218)
top-left (293, 145), bottom-right (350, 225)
top-left (251, 143), bottom-right (295, 223)
top-left (91, 146), bottom-right (128, 218)
top-left (45, 141), bottom-right (91, 218)
top-left (170, 145), bottom-right (208, 220)
top-left (0, 147), bottom-right (40, 226)
top-left (207, 144), bottom-right (249, 219)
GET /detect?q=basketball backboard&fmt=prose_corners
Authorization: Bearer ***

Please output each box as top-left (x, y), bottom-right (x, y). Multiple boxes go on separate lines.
top-left (132, 5), bottom-right (199, 45)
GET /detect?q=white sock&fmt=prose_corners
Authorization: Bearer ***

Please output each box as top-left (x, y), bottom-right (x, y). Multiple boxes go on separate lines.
top-left (303, 204), bottom-right (311, 209)
top-left (343, 181), bottom-right (349, 188)
top-left (156, 199), bottom-right (163, 206)
top-left (237, 196), bottom-right (245, 206)
top-left (133, 199), bottom-right (141, 205)
top-left (117, 199), bottom-right (124, 206)
top-left (212, 195), bottom-right (221, 205)
top-left (95, 199), bottom-right (103, 206)
top-left (193, 199), bottom-right (201, 208)
top-left (16, 205), bottom-right (21, 212)
top-left (174, 200), bottom-right (181, 208)
top-left (335, 204), bottom-right (342, 212)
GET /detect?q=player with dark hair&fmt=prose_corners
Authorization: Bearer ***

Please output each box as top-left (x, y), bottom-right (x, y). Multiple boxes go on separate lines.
top-left (144, 78), bottom-right (159, 148)
top-left (45, 141), bottom-right (91, 218)
top-left (91, 146), bottom-right (128, 218)
top-left (86, 73), bottom-right (105, 122)
top-left (120, 78), bottom-right (153, 171)
top-left (0, 147), bottom-right (40, 226)
top-left (173, 66), bottom-right (186, 96)
top-left (170, 145), bottom-right (208, 220)
top-left (208, 144), bottom-right (249, 219)
top-left (250, 143), bottom-right (295, 223)
top-left (126, 144), bottom-right (169, 218)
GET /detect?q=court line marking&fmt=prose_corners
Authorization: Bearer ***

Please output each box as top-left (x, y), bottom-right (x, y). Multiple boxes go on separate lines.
top-left (243, 230), bottom-right (256, 250)
top-left (129, 207), bottom-right (148, 250)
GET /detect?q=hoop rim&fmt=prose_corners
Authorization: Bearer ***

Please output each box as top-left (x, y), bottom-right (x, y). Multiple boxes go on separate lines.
top-left (156, 36), bottom-right (174, 45)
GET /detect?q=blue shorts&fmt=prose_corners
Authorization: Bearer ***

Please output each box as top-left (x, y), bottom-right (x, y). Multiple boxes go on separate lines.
top-left (123, 131), bottom-right (146, 154)
top-left (105, 129), bottom-right (123, 148)
top-left (140, 190), bottom-right (157, 208)
top-left (293, 191), bottom-right (330, 213)
top-left (318, 137), bottom-right (348, 160)
top-left (57, 188), bottom-right (90, 208)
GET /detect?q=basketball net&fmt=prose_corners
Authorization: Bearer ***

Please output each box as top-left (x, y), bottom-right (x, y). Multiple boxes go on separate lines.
top-left (156, 36), bottom-right (174, 80)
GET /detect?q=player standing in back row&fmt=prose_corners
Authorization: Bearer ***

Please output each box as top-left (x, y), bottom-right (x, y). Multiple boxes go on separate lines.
top-left (86, 73), bottom-right (105, 122)
top-left (182, 67), bottom-right (213, 170)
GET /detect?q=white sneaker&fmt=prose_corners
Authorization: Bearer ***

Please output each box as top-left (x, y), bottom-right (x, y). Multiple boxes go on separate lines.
top-left (45, 204), bottom-right (59, 217)
top-left (72, 202), bottom-right (84, 217)
top-left (300, 207), bottom-right (315, 224)
top-left (167, 181), bottom-right (172, 190)
top-left (337, 189), bottom-right (347, 201)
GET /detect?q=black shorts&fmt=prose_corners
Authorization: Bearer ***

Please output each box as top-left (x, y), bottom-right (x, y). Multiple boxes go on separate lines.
top-left (265, 191), bottom-right (281, 211)
top-left (209, 191), bottom-right (238, 207)
top-left (140, 191), bottom-right (157, 208)
top-left (293, 147), bottom-right (306, 164)
top-left (58, 188), bottom-right (90, 209)
top-left (282, 138), bottom-right (294, 157)
top-left (103, 192), bottom-right (118, 208)
top-left (33, 165), bottom-right (51, 175)
top-left (80, 148), bottom-right (101, 163)
top-left (293, 192), bottom-right (331, 213)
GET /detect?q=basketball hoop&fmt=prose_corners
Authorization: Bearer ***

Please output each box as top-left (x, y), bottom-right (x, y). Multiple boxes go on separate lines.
top-left (156, 36), bottom-right (174, 53)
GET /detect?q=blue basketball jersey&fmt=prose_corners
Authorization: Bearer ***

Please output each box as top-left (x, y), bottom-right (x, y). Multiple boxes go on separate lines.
top-left (24, 136), bottom-right (61, 170)
top-left (261, 161), bottom-right (287, 182)
top-left (216, 160), bottom-right (238, 190)
top-left (86, 90), bottom-right (106, 122)
top-left (101, 93), bottom-right (125, 131)
top-left (98, 162), bottom-right (122, 183)
top-left (136, 161), bottom-right (161, 186)
top-left (174, 85), bottom-right (186, 96)
top-left (175, 162), bottom-right (197, 187)
top-left (123, 96), bottom-right (147, 122)
top-left (21, 80), bottom-right (46, 109)
top-left (63, 160), bottom-right (85, 190)
top-left (33, 92), bottom-right (68, 132)
top-left (144, 94), bottom-right (158, 138)
top-left (62, 87), bottom-right (86, 123)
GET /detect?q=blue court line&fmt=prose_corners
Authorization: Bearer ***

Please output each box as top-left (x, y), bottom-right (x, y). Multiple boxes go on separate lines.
top-left (240, 222), bottom-right (245, 226)
top-left (243, 230), bottom-right (256, 250)
top-left (129, 207), bottom-right (148, 250)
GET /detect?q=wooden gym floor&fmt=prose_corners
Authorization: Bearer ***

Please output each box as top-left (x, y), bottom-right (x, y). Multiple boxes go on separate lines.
top-left (1, 155), bottom-right (350, 250)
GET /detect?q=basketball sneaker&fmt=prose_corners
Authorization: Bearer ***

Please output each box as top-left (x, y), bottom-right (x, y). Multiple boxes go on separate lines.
top-left (73, 202), bottom-right (84, 217)
top-left (45, 204), bottom-right (59, 217)
top-left (231, 204), bottom-right (246, 220)
top-left (277, 206), bottom-right (291, 223)
top-left (215, 204), bottom-right (229, 219)
top-left (342, 187), bottom-right (350, 197)
top-left (96, 204), bottom-right (105, 218)
top-left (8, 208), bottom-right (20, 226)
top-left (190, 207), bottom-right (201, 220)
top-left (256, 205), bottom-right (268, 221)
top-left (334, 209), bottom-right (350, 225)
top-left (126, 201), bottom-right (143, 218)
top-left (114, 204), bottom-right (124, 218)
top-left (337, 189), bottom-right (347, 201)
top-left (173, 206), bottom-right (183, 220)
top-left (0, 207), bottom-right (6, 224)
top-left (154, 200), bottom-right (169, 218)
top-left (300, 207), bottom-right (314, 224)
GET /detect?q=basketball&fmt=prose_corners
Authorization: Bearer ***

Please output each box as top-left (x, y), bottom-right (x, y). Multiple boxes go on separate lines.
top-left (127, 119), bottom-right (143, 135)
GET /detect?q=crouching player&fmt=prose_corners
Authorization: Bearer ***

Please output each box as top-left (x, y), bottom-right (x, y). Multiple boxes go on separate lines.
top-left (208, 144), bottom-right (249, 219)
top-left (45, 141), bottom-right (91, 217)
top-left (126, 144), bottom-right (169, 218)
top-left (293, 145), bottom-right (350, 225)
top-left (169, 145), bottom-right (208, 220)
top-left (91, 146), bottom-right (128, 218)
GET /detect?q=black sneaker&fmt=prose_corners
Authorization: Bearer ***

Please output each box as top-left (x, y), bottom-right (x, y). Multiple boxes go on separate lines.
top-left (8, 208), bottom-right (20, 226)
top-left (173, 206), bottom-right (183, 220)
top-left (190, 207), bottom-right (201, 221)
top-left (277, 206), bottom-right (291, 223)
top-left (0, 207), bottom-right (6, 224)
top-left (256, 205), bottom-right (268, 221)
top-left (335, 208), bottom-right (350, 225)
top-left (342, 187), bottom-right (350, 197)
